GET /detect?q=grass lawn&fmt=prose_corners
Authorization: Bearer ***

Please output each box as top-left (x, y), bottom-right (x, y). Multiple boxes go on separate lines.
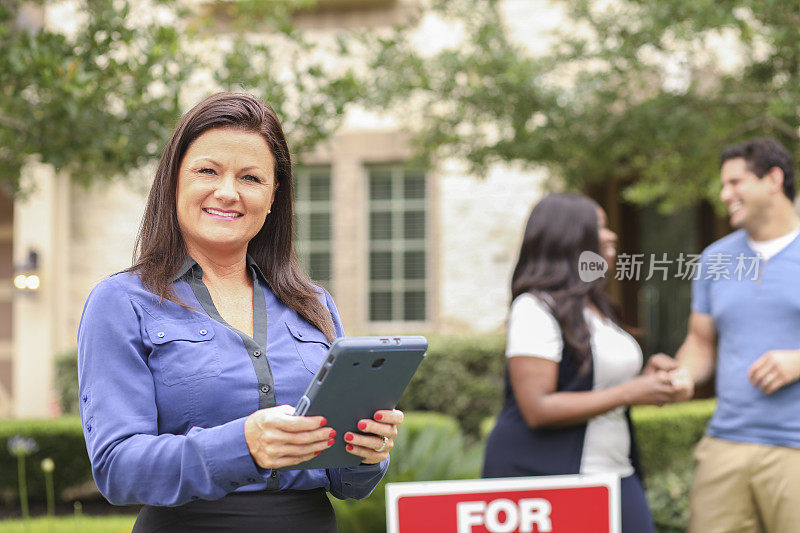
top-left (0, 516), bottom-right (137, 532)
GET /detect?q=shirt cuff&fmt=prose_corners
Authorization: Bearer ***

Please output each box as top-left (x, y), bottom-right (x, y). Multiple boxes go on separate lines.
top-left (195, 416), bottom-right (264, 490)
top-left (331, 456), bottom-right (390, 500)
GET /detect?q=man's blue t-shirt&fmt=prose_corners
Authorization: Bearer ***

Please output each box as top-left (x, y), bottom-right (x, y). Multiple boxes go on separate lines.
top-left (692, 229), bottom-right (800, 448)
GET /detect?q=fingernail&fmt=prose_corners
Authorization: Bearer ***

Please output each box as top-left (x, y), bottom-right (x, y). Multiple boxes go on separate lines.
top-left (329, 429), bottom-right (336, 438)
top-left (314, 451), bottom-right (321, 456)
top-left (327, 438), bottom-right (335, 446)
top-left (375, 413), bottom-right (383, 421)
top-left (346, 444), bottom-right (353, 451)
top-left (345, 433), bottom-right (354, 441)
top-left (319, 417), bottom-right (327, 427)
top-left (358, 421), bottom-right (367, 430)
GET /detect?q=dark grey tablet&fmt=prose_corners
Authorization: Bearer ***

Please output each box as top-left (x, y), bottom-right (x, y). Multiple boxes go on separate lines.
top-left (284, 335), bottom-right (428, 471)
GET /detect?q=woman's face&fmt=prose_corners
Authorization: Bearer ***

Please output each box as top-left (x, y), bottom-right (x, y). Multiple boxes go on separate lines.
top-left (176, 128), bottom-right (277, 257)
top-left (597, 207), bottom-right (618, 265)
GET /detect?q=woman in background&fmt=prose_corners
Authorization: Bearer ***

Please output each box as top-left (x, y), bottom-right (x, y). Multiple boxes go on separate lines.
top-left (483, 193), bottom-right (677, 533)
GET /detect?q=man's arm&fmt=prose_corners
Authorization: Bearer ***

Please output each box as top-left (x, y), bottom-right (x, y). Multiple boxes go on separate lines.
top-left (674, 311), bottom-right (718, 398)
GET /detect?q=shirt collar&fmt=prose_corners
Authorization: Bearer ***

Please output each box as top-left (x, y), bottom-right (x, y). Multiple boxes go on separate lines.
top-left (173, 256), bottom-right (199, 281)
top-left (246, 254), bottom-right (268, 285)
top-left (173, 254), bottom-right (267, 284)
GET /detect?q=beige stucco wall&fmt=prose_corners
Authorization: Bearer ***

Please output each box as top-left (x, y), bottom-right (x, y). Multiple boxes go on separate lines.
top-left (438, 165), bottom-right (548, 333)
top-left (66, 176), bottom-right (151, 343)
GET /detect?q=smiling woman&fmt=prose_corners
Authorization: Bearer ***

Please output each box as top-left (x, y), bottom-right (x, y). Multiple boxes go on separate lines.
top-left (177, 129), bottom-right (278, 261)
top-left (76, 93), bottom-right (403, 532)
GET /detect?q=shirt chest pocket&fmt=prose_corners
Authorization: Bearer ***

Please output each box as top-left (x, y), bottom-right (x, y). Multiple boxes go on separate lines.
top-left (286, 322), bottom-right (331, 374)
top-left (147, 321), bottom-right (221, 386)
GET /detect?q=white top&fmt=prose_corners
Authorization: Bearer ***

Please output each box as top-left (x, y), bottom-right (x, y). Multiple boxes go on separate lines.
top-left (747, 227), bottom-right (800, 261)
top-left (506, 293), bottom-right (643, 477)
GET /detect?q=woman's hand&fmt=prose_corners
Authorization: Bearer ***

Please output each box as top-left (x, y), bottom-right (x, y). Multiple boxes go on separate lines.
top-left (343, 409), bottom-right (404, 464)
top-left (621, 372), bottom-right (677, 406)
top-left (244, 405), bottom-right (335, 469)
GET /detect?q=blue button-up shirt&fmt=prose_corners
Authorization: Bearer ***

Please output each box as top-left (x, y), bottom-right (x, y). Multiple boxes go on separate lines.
top-left (77, 258), bottom-right (388, 507)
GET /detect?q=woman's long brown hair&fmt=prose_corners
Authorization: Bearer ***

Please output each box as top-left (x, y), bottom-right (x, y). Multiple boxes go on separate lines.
top-left (128, 92), bottom-right (334, 341)
top-left (510, 193), bottom-right (620, 371)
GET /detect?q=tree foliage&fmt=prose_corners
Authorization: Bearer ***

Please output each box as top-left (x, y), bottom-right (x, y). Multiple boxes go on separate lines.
top-left (364, 0), bottom-right (800, 211)
top-left (0, 0), bottom-right (359, 192)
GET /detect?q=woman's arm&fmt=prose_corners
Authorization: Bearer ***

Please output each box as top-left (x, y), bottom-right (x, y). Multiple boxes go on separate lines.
top-left (79, 276), bottom-right (269, 506)
top-left (509, 356), bottom-right (676, 428)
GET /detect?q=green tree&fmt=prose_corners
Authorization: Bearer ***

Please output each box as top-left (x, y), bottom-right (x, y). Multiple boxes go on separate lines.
top-left (0, 0), bottom-right (359, 191)
top-left (364, 0), bottom-right (800, 211)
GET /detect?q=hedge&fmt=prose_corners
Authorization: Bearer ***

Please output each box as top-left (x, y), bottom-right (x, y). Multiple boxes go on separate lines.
top-left (0, 418), bottom-right (92, 505)
top-left (396, 334), bottom-right (506, 436)
top-left (632, 398), bottom-right (715, 475)
top-left (632, 399), bottom-right (716, 532)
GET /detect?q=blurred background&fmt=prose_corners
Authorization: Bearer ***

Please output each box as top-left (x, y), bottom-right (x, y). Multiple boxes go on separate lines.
top-left (1, 0), bottom-right (798, 529)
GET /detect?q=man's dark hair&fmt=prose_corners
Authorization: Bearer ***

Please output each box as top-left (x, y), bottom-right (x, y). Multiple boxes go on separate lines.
top-left (721, 137), bottom-right (796, 201)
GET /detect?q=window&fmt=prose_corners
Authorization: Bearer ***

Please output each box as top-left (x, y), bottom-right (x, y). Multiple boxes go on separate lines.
top-left (368, 166), bottom-right (426, 321)
top-left (294, 166), bottom-right (333, 291)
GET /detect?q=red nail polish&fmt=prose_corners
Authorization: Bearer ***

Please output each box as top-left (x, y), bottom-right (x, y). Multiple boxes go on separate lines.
top-left (346, 444), bottom-right (353, 451)
top-left (319, 417), bottom-right (327, 427)
top-left (327, 438), bottom-right (335, 446)
top-left (314, 451), bottom-right (321, 456)
top-left (375, 413), bottom-right (383, 421)
top-left (329, 429), bottom-right (337, 438)
top-left (358, 421), bottom-right (367, 430)
top-left (345, 433), bottom-right (354, 441)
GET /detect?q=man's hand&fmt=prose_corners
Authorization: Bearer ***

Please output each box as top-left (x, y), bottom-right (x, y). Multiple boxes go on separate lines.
top-left (643, 353), bottom-right (679, 374)
top-left (748, 349), bottom-right (800, 395)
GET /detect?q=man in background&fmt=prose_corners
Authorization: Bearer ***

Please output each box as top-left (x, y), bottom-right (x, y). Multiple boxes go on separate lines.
top-left (659, 137), bottom-right (800, 532)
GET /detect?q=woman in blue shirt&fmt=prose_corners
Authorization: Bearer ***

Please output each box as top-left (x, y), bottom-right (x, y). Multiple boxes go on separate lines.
top-left (77, 92), bottom-right (401, 531)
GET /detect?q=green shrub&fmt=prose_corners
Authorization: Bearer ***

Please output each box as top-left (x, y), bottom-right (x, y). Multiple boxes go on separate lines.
top-left (632, 399), bottom-right (715, 475)
top-left (646, 456), bottom-right (694, 533)
top-left (0, 418), bottom-right (92, 504)
top-left (397, 334), bottom-right (506, 436)
top-left (632, 399), bottom-right (715, 533)
top-left (54, 349), bottom-right (79, 416)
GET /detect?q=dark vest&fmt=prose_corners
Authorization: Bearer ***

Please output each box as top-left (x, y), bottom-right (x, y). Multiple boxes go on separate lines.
top-left (482, 341), bottom-right (643, 479)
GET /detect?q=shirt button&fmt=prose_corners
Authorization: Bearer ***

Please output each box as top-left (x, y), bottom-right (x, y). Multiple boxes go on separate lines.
top-left (253, 350), bottom-right (262, 357)
top-left (297, 331), bottom-right (303, 338)
top-left (270, 471), bottom-right (278, 478)
top-left (157, 332), bottom-right (165, 338)
top-left (81, 394), bottom-right (88, 402)
top-left (199, 329), bottom-right (208, 336)
top-left (260, 384), bottom-right (271, 394)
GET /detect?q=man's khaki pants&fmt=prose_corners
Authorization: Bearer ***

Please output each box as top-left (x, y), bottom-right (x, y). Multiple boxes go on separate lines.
top-left (689, 436), bottom-right (800, 533)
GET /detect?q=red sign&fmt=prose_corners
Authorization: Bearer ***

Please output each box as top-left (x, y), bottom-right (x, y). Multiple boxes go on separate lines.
top-left (386, 474), bottom-right (619, 533)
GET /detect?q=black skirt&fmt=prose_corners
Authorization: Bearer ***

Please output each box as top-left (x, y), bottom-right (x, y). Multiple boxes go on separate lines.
top-left (132, 488), bottom-right (338, 533)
